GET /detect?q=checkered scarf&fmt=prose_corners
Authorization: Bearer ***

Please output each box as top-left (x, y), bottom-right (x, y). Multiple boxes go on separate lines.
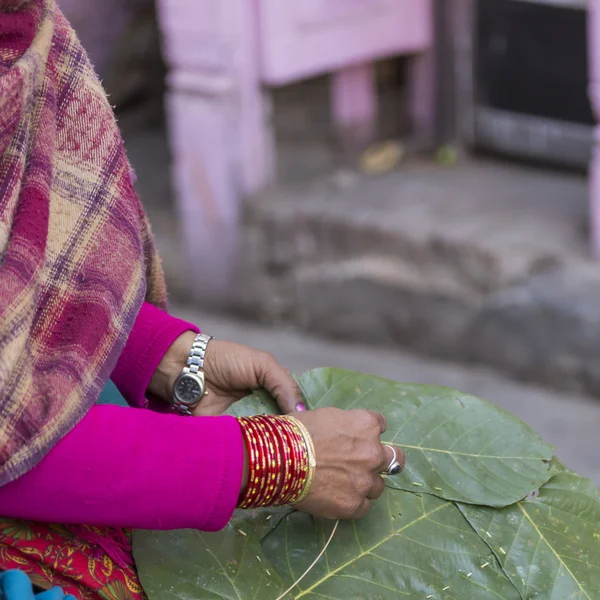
top-left (0, 0), bottom-right (166, 484)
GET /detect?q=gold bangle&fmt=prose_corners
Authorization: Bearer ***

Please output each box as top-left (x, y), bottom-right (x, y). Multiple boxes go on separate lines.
top-left (282, 416), bottom-right (316, 504)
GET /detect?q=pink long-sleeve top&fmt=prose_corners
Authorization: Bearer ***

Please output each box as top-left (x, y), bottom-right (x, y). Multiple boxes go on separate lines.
top-left (0, 303), bottom-right (244, 532)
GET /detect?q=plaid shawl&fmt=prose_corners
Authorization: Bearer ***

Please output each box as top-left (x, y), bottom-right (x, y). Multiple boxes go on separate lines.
top-left (0, 0), bottom-right (166, 484)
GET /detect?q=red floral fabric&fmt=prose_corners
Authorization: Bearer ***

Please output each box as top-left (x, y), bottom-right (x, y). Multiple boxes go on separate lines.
top-left (0, 518), bottom-right (146, 599)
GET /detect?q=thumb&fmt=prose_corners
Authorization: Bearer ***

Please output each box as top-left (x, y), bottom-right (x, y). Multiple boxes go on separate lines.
top-left (256, 354), bottom-right (305, 413)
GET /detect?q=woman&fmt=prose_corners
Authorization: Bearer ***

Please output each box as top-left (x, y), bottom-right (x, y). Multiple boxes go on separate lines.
top-left (0, 1), bottom-right (406, 598)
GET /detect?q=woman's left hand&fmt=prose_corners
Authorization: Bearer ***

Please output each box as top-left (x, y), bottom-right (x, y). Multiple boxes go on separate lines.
top-left (149, 332), bottom-right (305, 416)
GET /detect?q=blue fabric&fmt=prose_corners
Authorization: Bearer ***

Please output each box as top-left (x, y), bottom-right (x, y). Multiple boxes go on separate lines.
top-left (0, 571), bottom-right (75, 600)
top-left (96, 379), bottom-right (128, 407)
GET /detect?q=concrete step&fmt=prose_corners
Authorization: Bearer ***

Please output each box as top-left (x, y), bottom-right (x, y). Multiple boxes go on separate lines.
top-left (238, 158), bottom-right (600, 398)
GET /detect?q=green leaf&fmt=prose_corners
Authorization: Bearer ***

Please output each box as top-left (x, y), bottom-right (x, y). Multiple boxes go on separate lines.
top-left (458, 472), bottom-right (600, 599)
top-left (225, 388), bottom-right (280, 418)
top-left (134, 369), bottom-right (595, 600)
top-left (133, 509), bottom-right (290, 600)
top-left (298, 368), bottom-right (555, 506)
top-left (262, 490), bottom-right (521, 600)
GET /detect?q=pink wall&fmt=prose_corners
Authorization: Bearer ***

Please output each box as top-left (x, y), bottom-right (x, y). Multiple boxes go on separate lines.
top-left (158, 0), bottom-right (434, 304)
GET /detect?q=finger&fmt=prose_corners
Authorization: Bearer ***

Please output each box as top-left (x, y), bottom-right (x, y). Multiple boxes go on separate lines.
top-left (256, 353), bottom-right (305, 413)
top-left (378, 444), bottom-right (406, 474)
top-left (192, 402), bottom-right (231, 416)
top-left (367, 475), bottom-right (386, 500)
top-left (367, 410), bottom-right (387, 434)
top-left (350, 498), bottom-right (372, 520)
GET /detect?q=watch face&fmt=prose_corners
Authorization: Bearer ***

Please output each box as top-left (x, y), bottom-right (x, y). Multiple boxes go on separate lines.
top-left (174, 375), bottom-right (203, 405)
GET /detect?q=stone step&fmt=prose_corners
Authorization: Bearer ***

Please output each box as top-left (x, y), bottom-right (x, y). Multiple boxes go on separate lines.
top-left (238, 158), bottom-right (600, 397)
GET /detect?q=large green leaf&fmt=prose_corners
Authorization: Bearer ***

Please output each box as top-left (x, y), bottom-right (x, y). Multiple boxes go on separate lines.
top-left (133, 368), bottom-right (594, 600)
top-left (133, 509), bottom-right (290, 600)
top-left (298, 368), bottom-right (555, 506)
top-left (459, 471), bottom-right (600, 599)
top-left (135, 491), bottom-right (521, 600)
top-left (262, 490), bottom-right (522, 600)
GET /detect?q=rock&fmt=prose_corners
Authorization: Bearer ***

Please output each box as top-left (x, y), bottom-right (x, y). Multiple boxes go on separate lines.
top-left (292, 257), bottom-right (480, 358)
top-left (466, 265), bottom-right (600, 394)
top-left (233, 158), bottom-right (598, 397)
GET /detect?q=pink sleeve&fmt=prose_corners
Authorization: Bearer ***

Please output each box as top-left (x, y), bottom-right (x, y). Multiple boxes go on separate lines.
top-left (111, 302), bottom-right (200, 408)
top-left (0, 405), bottom-right (243, 531)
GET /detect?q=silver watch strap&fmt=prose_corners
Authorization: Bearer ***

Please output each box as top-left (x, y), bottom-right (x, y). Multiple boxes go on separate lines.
top-left (174, 403), bottom-right (195, 417)
top-left (173, 333), bottom-right (213, 416)
top-left (184, 333), bottom-right (212, 375)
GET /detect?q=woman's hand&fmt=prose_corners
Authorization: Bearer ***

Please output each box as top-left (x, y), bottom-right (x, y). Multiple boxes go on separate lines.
top-left (196, 339), bottom-right (304, 415)
top-left (149, 332), bottom-right (304, 415)
top-left (292, 408), bottom-right (405, 520)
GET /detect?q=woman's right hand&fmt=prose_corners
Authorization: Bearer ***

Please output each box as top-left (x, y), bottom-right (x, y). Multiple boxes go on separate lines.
top-left (291, 408), bottom-right (405, 520)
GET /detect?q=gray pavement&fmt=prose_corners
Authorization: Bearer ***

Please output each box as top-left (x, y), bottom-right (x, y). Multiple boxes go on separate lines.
top-left (173, 305), bottom-right (600, 487)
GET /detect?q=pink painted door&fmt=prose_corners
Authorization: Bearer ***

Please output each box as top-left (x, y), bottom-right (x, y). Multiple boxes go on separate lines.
top-left (158, 0), bottom-right (230, 74)
top-left (257, 0), bottom-right (433, 85)
top-left (157, 0), bottom-right (269, 305)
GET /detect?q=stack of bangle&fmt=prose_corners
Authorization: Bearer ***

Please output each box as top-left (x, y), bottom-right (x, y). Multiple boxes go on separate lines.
top-left (237, 415), bottom-right (316, 509)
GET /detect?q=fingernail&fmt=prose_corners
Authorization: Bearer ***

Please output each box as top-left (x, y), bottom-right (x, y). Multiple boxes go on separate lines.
top-left (295, 403), bottom-right (307, 412)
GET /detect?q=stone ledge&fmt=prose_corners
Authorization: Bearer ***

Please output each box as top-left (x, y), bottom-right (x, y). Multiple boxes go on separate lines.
top-left (235, 158), bottom-right (600, 397)
top-left (464, 265), bottom-right (600, 395)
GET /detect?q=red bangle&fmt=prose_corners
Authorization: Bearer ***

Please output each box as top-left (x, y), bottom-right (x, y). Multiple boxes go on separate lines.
top-left (255, 418), bottom-right (281, 507)
top-left (257, 417), bottom-right (287, 507)
top-left (241, 418), bottom-right (268, 507)
top-left (257, 417), bottom-right (287, 506)
top-left (237, 415), bottom-right (315, 509)
top-left (263, 416), bottom-right (304, 505)
top-left (278, 423), bottom-right (306, 505)
top-left (238, 418), bottom-right (262, 509)
top-left (238, 417), bottom-right (275, 508)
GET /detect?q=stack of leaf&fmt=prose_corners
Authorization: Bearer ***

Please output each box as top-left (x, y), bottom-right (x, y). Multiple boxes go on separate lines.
top-left (134, 368), bottom-right (600, 599)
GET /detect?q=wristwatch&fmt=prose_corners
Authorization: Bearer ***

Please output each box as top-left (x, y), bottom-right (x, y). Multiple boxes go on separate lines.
top-left (171, 333), bottom-right (213, 415)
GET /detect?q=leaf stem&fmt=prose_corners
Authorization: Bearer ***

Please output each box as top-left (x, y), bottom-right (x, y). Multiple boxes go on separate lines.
top-left (274, 520), bottom-right (339, 600)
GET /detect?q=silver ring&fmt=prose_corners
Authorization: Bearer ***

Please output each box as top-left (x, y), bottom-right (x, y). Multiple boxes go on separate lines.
top-left (381, 444), bottom-right (402, 476)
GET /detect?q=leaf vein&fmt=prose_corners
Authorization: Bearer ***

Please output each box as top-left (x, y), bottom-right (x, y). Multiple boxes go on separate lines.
top-left (296, 503), bottom-right (449, 597)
